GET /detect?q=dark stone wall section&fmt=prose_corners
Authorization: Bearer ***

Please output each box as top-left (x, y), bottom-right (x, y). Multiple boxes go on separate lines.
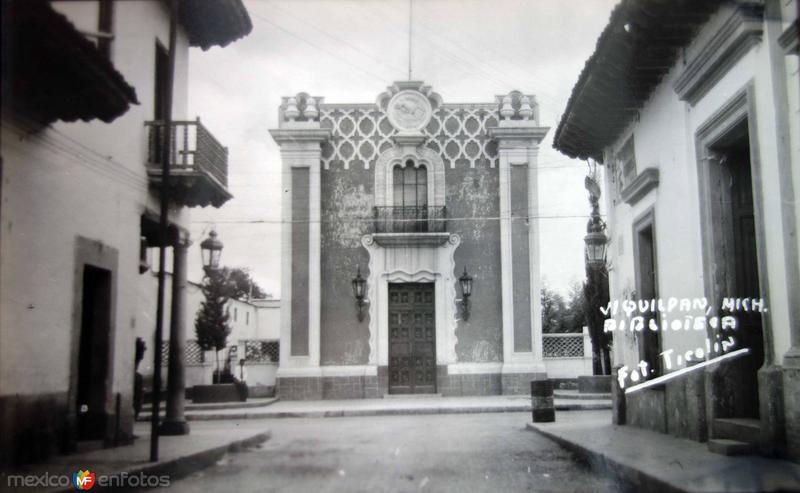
top-left (783, 367), bottom-right (800, 462)
top-left (277, 377), bottom-right (322, 400)
top-left (0, 393), bottom-right (71, 466)
top-left (502, 373), bottom-right (545, 395)
top-left (627, 388), bottom-right (668, 434)
top-left (621, 367), bottom-right (707, 442)
top-left (290, 168), bottom-right (310, 356)
top-left (322, 376), bottom-right (379, 400)
top-left (280, 370), bottom-right (551, 399)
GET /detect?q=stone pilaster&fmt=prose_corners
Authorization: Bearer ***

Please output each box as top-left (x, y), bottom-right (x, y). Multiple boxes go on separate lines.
top-left (488, 93), bottom-right (549, 389)
top-left (270, 94), bottom-right (330, 398)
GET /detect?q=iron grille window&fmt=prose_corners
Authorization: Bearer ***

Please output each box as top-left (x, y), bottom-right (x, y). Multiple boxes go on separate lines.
top-left (244, 340), bottom-right (279, 363)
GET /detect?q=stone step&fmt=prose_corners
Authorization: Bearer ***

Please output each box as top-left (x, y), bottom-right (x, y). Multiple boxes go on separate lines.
top-left (708, 438), bottom-right (756, 456)
top-left (553, 390), bottom-right (611, 400)
top-left (714, 417), bottom-right (761, 444)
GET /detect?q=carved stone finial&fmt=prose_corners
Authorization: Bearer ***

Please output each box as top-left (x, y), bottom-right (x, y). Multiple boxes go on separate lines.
top-left (519, 95), bottom-right (533, 120)
top-left (500, 94), bottom-right (514, 120)
top-left (285, 97), bottom-right (300, 121)
top-left (304, 97), bottom-right (319, 120)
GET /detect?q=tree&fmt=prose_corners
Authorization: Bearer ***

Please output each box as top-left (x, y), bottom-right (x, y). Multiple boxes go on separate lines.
top-left (541, 284), bottom-right (567, 333)
top-left (195, 268), bottom-right (232, 379)
top-left (222, 267), bottom-right (268, 300)
top-left (584, 265), bottom-right (611, 375)
top-left (563, 281), bottom-right (587, 333)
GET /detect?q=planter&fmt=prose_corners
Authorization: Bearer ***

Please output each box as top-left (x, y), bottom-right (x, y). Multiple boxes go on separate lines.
top-left (191, 384), bottom-right (247, 403)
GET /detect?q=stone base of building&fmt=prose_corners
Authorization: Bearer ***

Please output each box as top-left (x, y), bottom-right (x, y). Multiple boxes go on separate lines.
top-left (782, 362), bottom-right (800, 462)
top-left (0, 392), bottom-right (134, 467)
top-left (277, 365), bottom-right (548, 400)
top-left (613, 361), bottom-right (799, 464)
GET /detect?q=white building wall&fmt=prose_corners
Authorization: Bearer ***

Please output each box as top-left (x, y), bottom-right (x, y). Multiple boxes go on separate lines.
top-left (607, 6), bottom-right (798, 372)
top-left (0, 2), bottom-right (191, 406)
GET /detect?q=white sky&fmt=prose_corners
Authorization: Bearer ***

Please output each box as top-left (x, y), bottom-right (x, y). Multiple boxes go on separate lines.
top-left (186, 0), bottom-right (617, 297)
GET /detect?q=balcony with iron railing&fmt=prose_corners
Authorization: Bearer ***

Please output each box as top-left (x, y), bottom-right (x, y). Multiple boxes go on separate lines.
top-left (145, 118), bottom-right (232, 208)
top-left (371, 206), bottom-right (449, 246)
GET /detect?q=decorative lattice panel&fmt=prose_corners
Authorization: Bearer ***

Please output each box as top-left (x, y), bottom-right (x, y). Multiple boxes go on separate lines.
top-left (186, 339), bottom-right (206, 366)
top-left (244, 340), bottom-right (279, 363)
top-left (161, 340), bottom-right (207, 366)
top-left (543, 334), bottom-right (584, 358)
top-left (319, 104), bottom-right (499, 170)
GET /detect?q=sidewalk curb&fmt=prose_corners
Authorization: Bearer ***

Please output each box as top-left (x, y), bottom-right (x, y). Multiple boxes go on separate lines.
top-left (141, 402), bottom-right (611, 421)
top-left (525, 422), bottom-right (682, 493)
top-left (49, 431), bottom-right (270, 493)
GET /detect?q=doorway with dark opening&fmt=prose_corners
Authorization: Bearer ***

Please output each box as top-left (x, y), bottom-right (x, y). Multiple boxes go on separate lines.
top-left (77, 265), bottom-right (113, 440)
top-left (708, 118), bottom-right (764, 420)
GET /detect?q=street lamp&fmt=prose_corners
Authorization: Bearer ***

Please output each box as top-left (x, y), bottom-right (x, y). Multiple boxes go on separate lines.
top-left (352, 266), bottom-right (367, 322)
top-left (584, 229), bottom-right (608, 269)
top-left (583, 175), bottom-right (607, 270)
top-left (459, 266), bottom-right (473, 321)
top-left (200, 230), bottom-right (223, 273)
top-left (583, 173), bottom-right (611, 376)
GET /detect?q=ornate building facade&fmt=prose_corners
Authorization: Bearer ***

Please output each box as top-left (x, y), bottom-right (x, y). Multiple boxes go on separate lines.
top-left (270, 81), bottom-right (550, 399)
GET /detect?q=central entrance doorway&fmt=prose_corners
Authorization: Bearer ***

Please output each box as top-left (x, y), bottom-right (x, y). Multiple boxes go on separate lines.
top-left (388, 283), bottom-right (436, 394)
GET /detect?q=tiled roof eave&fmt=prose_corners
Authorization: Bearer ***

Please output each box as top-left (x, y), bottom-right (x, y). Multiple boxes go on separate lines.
top-left (180, 0), bottom-right (253, 50)
top-left (553, 0), bottom-right (723, 162)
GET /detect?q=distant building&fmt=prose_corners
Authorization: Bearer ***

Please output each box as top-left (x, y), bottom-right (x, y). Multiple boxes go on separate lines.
top-left (137, 271), bottom-right (280, 392)
top-left (0, 0), bottom-right (250, 465)
top-left (269, 81), bottom-right (570, 399)
top-left (554, 0), bottom-right (799, 461)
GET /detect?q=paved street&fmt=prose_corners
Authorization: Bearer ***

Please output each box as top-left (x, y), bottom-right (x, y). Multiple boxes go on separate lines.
top-left (153, 412), bottom-right (626, 493)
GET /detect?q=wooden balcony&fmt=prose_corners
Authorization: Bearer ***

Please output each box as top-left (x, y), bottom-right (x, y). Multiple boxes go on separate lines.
top-left (145, 119), bottom-right (232, 208)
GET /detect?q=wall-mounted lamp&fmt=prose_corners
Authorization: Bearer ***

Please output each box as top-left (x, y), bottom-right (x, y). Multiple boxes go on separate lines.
top-left (352, 266), bottom-right (367, 322)
top-left (459, 266), bottom-right (473, 321)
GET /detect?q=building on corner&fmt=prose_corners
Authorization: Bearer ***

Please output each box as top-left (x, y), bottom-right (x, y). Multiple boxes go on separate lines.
top-left (0, 0), bottom-right (250, 465)
top-left (553, 0), bottom-right (800, 462)
top-left (270, 81), bottom-right (555, 399)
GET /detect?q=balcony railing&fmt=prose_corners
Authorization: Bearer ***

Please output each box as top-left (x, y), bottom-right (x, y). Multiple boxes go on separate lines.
top-left (145, 119), bottom-right (231, 207)
top-left (373, 206), bottom-right (447, 233)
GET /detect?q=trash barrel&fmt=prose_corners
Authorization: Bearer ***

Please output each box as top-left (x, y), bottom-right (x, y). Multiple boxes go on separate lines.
top-left (531, 379), bottom-right (555, 422)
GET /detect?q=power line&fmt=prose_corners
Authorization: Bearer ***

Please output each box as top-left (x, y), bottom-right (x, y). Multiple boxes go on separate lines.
top-left (248, 10), bottom-right (393, 84)
top-left (193, 213), bottom-right (603, 225)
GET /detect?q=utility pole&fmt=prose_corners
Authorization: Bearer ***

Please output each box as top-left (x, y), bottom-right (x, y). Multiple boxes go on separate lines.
top-left (150, 0), bottom-right (178, 463)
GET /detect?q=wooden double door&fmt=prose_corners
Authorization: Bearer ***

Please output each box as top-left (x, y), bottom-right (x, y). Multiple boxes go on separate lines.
top-left (388, 283), bottom-right (436, 394)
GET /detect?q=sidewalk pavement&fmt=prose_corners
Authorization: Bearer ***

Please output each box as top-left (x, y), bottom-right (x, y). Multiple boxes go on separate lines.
top-left (526, 410), bottom-right (800, 493)
top-left (0, 421), bottom-right (270, 493)
top-left (137, 393), bottom-right (611, 421)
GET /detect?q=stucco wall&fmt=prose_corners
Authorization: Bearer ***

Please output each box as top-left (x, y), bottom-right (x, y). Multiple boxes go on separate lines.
top-left (316, 139), bottom-right (505, 365)
top-left (447, 164), bottom-right (504, 362)
top-left (319, 167), bottom-right (373, 365)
